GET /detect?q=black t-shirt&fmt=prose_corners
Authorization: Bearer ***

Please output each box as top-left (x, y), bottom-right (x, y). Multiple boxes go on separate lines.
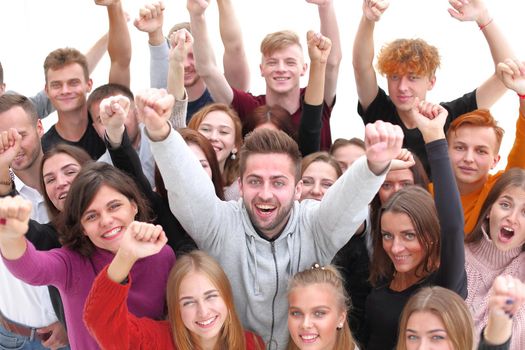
top-left (357, 87), bottom-right (477, 177)
top-left (186, 88), bottom-right (213, 123)
top-left (42, 120), bottom-right (106, 160)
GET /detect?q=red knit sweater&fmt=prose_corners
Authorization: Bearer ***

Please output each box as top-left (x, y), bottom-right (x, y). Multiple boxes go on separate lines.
top-left (83, 266), bottom-right (264, 350)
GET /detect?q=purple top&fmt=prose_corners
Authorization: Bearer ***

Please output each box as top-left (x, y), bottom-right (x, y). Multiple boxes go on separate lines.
top-left (3, 241), bottom-right (175, 350)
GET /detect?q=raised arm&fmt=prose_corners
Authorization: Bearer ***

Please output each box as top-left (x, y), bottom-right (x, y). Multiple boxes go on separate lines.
top-left (448, 0), bottom-right (515, 109)
top-left (413, 99), bottom-right (466, 293)
top-left (84, 222), bottom-right (169, 349)
top-left (306, 0), bottom-right (341, 106)
top-left (299, 31), bottom-right (331, 156)
top-left (96, 0), bottom-right (132, 87)
top-left (85, 33), bottom-right (109, 76)
top-left (187, 0), bottom-right (234, 104)
top-left (481, 276), bottom-right (525, 348)
top-left (167, 29), bottom-right (191, 128)
top-left (352, 0), bottom-right (389, 111)
top-left (134, 1), bottom-right (169, 88)
top-left (217, 0), bottom-right (250, 91)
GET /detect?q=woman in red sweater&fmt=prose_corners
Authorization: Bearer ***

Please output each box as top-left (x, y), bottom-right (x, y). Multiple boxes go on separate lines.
top-left (83, 227), bottom-right (264, 350)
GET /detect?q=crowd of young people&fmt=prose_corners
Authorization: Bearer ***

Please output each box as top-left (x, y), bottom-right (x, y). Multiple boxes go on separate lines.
top-left (0, 0), bottom-right (524, 349)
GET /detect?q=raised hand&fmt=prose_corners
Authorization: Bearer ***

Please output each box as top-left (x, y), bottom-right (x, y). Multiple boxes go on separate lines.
top-left (364, 120), bottom-right (404, 175)
top-left (187, 0), bottom-right (210, 17)
top-left (133, 1), bottom-right (165, 33)
top-left (497, 58), bottom-right (525, 95)
top-left (362, 0), bottom-right (389, 22)
top-left (0, 128), bottom-right (22, 171)
top-left (390, 148), bottom-right (416, 171)
top-left (307, 31), bottom-right (332, 64)
top-left (118, 221), bottom-right (167, 260)
top-left (489, 275), bottom-right (525, 319)
top-left (136, 88), bottom-right (174, 141)
top-left (410, 98), bottom-right (449, 142)
top-left (99, 95), bottom-right (130, 130)
top-left (447, 0), bottom-right (490, 24)
top-left (169, 29), bottom-right (194, 64)
top-left (0, 196), bottom-right (32, 242)
top-left (94, 0), bottom-right (121, 6)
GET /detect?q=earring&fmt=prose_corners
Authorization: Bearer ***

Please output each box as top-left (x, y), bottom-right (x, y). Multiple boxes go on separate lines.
top-left (336, 323), bottom-right (343, 330)
top-left (231, 151), bottom-right (237, 160)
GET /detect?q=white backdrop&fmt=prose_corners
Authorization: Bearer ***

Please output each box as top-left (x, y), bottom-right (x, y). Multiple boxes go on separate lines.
top-left (1, 0), bottom-right (523, 170)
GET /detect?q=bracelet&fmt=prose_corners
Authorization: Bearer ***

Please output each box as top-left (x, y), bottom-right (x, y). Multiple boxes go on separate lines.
top-left (478, 18), bottom-right (493, 31)
top-left (518, 93), bottom-right (525, 100)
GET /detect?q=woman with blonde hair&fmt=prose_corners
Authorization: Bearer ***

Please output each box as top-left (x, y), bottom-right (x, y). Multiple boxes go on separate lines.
top-left (287, 264), bottom-right (356, 350)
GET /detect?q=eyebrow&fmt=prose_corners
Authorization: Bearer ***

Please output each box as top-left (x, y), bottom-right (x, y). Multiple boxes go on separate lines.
top-left (43, 163), bottom-right (79, 178)
top-left (406, 329), bottom-right (447, 333)
top-left (179, 289), bottom-right (219, 301)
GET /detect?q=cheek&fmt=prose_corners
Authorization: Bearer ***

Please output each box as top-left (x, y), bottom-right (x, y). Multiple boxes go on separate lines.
top-left (378, 189), bottom-right (390, 204)
top-left (179, 308), bottom-right (195, 329)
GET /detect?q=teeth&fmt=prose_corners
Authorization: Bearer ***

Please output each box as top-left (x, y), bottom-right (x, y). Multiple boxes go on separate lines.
top-left (502, 227), bottom-right (514, 232)
top-left (103, 227), bottom-right (122, 238)
top-left (257, 204), bottom-right (275, 210)
top-left (196, 316), bottom-right (215, 326)
top-left (59, 193), bottom-right (67, 200)
top-left (275, 77), bottom-right (288, 81)
top-left (300, 335), bottom-right (317, 340)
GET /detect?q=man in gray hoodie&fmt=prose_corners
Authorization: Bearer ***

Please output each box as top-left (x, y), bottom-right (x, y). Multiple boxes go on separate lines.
top-left (137, 88), bottom-right (403, 349)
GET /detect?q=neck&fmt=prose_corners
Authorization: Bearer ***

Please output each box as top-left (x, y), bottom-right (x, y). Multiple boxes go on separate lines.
top-left (390, 270), bottom-right (423, 292)
top-left (457, 176), bottom-right (487, 196)
top-left (187, 80), bottom-right (207, 102)
top-left (265, 88), bottom-right (301, 115)
top-left (396, 108), bottom-right (418, 129)
top-left (15, 154), bottom-right (44, 193)
top-left (55, 107), bottom-right (88, 142)
top-left (199, 335), bottom-right (218, 350)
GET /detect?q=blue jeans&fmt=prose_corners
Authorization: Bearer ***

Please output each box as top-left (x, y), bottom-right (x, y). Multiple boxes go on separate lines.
top-left (0, 325), bottom-right (69, 350)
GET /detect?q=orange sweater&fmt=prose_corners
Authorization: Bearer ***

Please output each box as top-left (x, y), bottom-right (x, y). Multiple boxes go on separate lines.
top-left (430, 109), bottom-right (525, 234)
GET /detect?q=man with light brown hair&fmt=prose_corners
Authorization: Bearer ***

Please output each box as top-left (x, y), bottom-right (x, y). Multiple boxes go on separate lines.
top-left (187, 0), bottom-right (342, 151)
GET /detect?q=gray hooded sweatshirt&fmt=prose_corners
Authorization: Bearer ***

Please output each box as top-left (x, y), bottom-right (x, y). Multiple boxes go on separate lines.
top-left (150, 129), bottom-right (387, 350)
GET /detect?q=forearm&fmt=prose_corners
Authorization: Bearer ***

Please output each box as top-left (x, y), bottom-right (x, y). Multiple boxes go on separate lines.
top-left (107, 250), bottom-right (136, 283)
top-left (217, 0), bottom-right (250, 90)
top-left (318, 3), bottom-right (341, 105)
top-left (477, 10), bottom-right (514, 69)
top-left (167, 60), bottom-right (185, 101)
top-left (305, 60), bottom-right (327, 105)
top-left (0, 237), bottom-right (27, 260)
top-left (483, 313), bottom-right (512, 347)
top-left (85, 33), bottom-right (108, 75)
top-left (352, 15), bottom-right (378, 106)
top-left (169, 93), bottom-right (189, 129)
top-left (107, 1), bottom-right (132, 87)
top-left (150, 42), bottom-right (169, 89)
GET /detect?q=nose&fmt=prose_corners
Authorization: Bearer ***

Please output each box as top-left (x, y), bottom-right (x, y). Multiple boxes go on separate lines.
top-left (56, 173), bottom-right (69, 190)
top-left (196, 301), bottom-right (208, 317)
top-left (301, 315), bottom-right (312, 329)
top-left (209, 129), bottom-right (219, 141)
top-left (463, 148), bottom-right (474, 163)
top-left (398, 76), bottom-right (409, 91)
top-left (259, 182), bottom-right (273, 201)
top-left (507, 208), bottom-right (520, 224)
top-left (311, 182), bottom-right (323, 197)
top-left (276, 60), bottom-right (286, 72)
top-left (391, 238), bottom-right (405, 254)
top-left (99, 210), bottom-right (113, 227)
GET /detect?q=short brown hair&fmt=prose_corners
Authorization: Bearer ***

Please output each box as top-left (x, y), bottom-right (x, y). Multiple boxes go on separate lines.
top-left (243, 104), bottom-right (297, 140)
top-left (447, 109), bottom-right (504, 154)
top-left (396, 286), bottom-right (474, 350)
top-left (370, 186), bottom-right (440, 286)
top-left (329, 138), bottom-right (366, 155)
top-left (58, 162), bottom-right (152, 256)
top-left (168, 22), bottom-right (191, 37)
top-left (0, 93), bottom-right (39, 124)
top-left (377, 39), bottom-right (440, 78)
top-left (260, 30), bottom-right (302, 57)
top-left (43, 48), bottom-right (89, 83)
top-left (301, 151), bottom-right (342, 178)
top-left (466, 168), bottom-right (525, 250)
top-left (188, 103), bottom-right (242, 187)
top-left (240, 128), bottom-right (302, 182)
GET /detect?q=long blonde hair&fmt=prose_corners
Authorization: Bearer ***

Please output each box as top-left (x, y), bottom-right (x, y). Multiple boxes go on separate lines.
top-left (286, 265), bottom-right (356, 350)
top-left (166, 251), bottom-right (246, 350)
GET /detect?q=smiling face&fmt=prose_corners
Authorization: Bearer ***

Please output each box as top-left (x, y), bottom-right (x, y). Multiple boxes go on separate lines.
top-left (260, 44), bottom-right (307, 96)
top-left (240, 153), bottom-right (301, 239)
top-left (80, 184), bottom-right (137, 254)
top-left (448, 125), bottom-right (500, 194)
top-left (42, 153), bottom-right (82, 212)
top-left (300, 161), bottom-right (339, 202)
top-left (387, 73), bottom-right (435, 114)
top-left (487, 186), bottom-right (525, 251)
top-left (380, 211), bottom-right (425, 277)
top-left (197, 111), bottom-right (237, 168)
top-left (178, 271), bottom-right (228, 348)
top-left (0, 106), bottom-right (43, 172)
top-left (45, 63), bottom-right (92, 114)
top-left (405, 311), bottom-right (453, 350)
top-left (288, 283), bottom-right (346, 350)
